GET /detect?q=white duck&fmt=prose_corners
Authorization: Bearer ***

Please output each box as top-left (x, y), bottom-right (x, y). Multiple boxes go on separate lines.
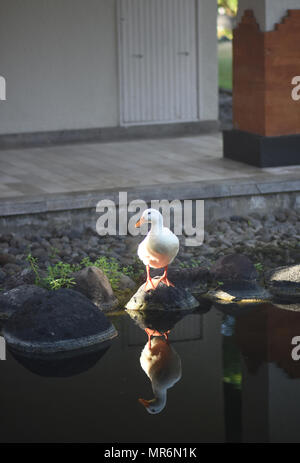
top-left (135, 208), bottom-right (179, 292)
top-left (138, 337), bottom-right (182, 414)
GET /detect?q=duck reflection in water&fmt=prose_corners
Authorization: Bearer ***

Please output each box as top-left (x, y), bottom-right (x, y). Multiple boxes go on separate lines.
top-left (138, 334), bottom-right (181, 414)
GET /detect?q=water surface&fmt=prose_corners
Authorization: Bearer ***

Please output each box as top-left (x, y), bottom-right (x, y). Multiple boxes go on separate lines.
top-left (1, 302), bottom-right (300, 443)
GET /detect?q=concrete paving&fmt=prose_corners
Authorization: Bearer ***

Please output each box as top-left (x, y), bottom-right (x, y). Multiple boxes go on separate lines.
top-left (0, 132), bottom-right (299, 216)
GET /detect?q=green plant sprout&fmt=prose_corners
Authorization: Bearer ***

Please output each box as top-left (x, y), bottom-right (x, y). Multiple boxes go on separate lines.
top-left (254, 262), bottom-right (263, 273)
top-left (80, 256), bottom-right (141, 290)
top-left (43, 262), bottom-right (78, 290)
top-left (49, 247), bottom-right (60, 259)
top-left (26, 254), bottom-right (42, 286)
top-left (26, 253), bottom-right (141, 292)
top-left (178, 259), bottom-right (202, 269)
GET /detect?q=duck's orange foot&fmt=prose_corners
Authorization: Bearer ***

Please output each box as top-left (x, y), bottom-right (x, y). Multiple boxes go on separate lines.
top-left (145, 328), bottom-right (156, 349)
top-left (163, 330), bottom-right (171, 342)
top-left (158, 275), bottom-right (175, 287)
top-left (145, 328), bottom-right (162, 337)
top-left (145, 328), bottom-right (169, 349)
top-left (143, 277), bottom-right (160, 292)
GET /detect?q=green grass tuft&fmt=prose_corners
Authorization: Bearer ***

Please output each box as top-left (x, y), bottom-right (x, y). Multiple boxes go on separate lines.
top-left (218, 41), bottom-right (232, 90)
top-left (26, 254), bottom-right (142, 292)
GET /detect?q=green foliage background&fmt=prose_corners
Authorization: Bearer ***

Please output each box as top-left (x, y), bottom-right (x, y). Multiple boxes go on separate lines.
top-left (218, 0), bottom-right (238, 16)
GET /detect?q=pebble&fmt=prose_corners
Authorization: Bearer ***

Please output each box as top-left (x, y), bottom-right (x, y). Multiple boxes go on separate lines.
top-left (3, 263), bottom-right (21, 275)
top-left (0, 254), bottom-right (16, 266)
top-left (0, 269), bottom-right (6, 283)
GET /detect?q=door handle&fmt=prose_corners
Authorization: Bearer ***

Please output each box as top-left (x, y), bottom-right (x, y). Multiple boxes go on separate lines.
top-left (132, 54), bottom-right (144, 58)
top-left (177, 51), bottom-right (189, 56)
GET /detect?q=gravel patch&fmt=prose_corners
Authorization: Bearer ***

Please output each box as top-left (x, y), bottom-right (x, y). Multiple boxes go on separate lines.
top-left (0, 209), bottom-right (299, 292)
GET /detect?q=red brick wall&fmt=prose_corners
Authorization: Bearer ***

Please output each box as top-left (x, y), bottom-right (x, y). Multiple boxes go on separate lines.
top-left (233, 9), bottom-right (300, 136)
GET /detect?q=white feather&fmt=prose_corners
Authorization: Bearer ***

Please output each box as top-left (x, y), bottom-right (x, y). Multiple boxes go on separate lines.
top-left (137, 209), bottom-right (179, 269)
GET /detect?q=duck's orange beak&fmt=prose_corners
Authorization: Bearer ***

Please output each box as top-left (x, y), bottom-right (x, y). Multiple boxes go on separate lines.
top-left (135, 218), bottom-right (143, 228)
top-left (138, 398), bottom-right (150, 408)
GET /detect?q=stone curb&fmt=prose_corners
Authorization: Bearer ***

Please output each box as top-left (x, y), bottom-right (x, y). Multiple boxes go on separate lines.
top-left (0, 173), bottom-right (299, 217)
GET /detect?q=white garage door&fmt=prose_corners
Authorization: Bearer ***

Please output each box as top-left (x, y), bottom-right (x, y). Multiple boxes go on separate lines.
top-left (118, 0), bottom-right (199, 125)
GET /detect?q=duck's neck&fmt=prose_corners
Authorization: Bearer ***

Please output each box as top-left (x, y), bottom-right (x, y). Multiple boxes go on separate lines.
top-left (151, 386), bottom-right (167, 412)
top-left (150, 216), bottom-right (163, 234)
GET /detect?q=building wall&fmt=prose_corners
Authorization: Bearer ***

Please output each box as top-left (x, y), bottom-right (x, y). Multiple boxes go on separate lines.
top-left (198, 0), bottom-right (218, 121)
top-left (0, 0), bottom-right (217, 136)
top-left (0, 0), bottom-right (119, 134)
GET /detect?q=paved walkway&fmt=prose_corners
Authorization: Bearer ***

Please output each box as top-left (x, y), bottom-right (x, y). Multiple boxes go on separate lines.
top-left (1, 132), bottom-right (299, 199)
top-left (0, 133), bottom-right (299, 216)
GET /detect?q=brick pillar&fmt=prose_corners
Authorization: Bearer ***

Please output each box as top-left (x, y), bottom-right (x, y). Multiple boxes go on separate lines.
top-left (223, 9), bottom-right (300, 167)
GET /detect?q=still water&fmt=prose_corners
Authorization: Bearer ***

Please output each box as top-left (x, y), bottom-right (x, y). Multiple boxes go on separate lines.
top-left (0, 302), bottom-right (300, 443)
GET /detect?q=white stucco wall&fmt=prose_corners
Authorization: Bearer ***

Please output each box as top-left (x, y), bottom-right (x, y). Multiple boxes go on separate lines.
top-left (198, 0), bottom-right (218, 121)
top-left (0, 0), bottom-right (217, 135)
top-left (0, 0), bottom-right (119, 134)
top-left (237, 0), bottom-right (300, 31)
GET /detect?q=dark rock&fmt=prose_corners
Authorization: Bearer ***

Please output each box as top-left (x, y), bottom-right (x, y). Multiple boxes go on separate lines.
top-left (127, 309), bottom-right (189, 334)
top-left (265, 265), bottom-right (300, 299)
top-left (9, 247), bottom-right (19, 255)
top-left (151, 267), bottom-right (211, 296)
top-left (126, 277), bottom-right (199, 311)
top-left (4, 267), bottom-right (40, 291)
top-left (0, 234), bottom-right (13, 243)
top-left (205, 284), bottom-right (271, 305)
top-left (0, 285), bottom-right (48, 319)
top-left (210, 253), bottom-right (258, 283)
top-left (127, 300), bottom-right (210, 334)
top-left (3, 263), bottom-right (21, 275)
top-left (31, 248), bottom-right (48, 259)
top-left (275, 210), bottom-right (288, 223)
top-left (0, 253), bottom-right (16, 266)
top-left (69, 230), bottom-right (81, 239)
top-left (58, 247), bottom-right (72, 258)
top-left (73, 266), bottom-right (118, 312)
top-left (88, 236), bottom-right (99, 248)
top-left (118, 274), bottom-right (136, 291)
top-left (3, 288), bottom-right (117, 353)
top-left (61, 236), bottom-right (70, 244)
top-left (207, 254), bottom-right (271, 304)
top-left (230, 215), bottom-right (247, 223)
top-left (0, 269), bottom-right (6, 283)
